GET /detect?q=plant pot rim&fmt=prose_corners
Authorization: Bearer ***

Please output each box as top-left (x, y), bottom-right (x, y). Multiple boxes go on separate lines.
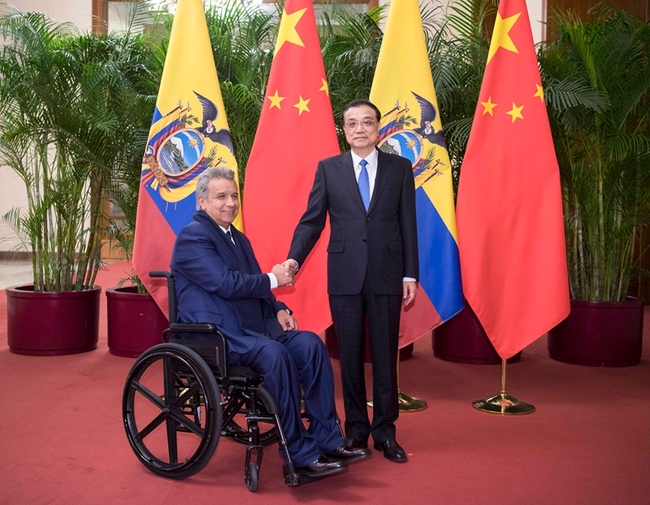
top-left (106, 285), bottom-right (149, 296)
top-left (570, 298), bottom-right (644, 308)
top-left (6, 284), bottom-right (101, 297)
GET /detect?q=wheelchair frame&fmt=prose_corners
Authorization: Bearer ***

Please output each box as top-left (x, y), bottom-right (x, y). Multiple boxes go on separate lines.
top-left (121, 271), bottom-right (304, 491)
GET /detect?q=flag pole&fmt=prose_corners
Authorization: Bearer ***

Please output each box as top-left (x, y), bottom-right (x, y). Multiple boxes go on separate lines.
top-left (396, 356), bottom-right (427, 412)
top-left (367, 350), bottom-right (428, 413)
top-left (472, 359), bottom-right (535, 415)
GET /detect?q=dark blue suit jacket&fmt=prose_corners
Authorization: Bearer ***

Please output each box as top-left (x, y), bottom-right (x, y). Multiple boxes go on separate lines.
top-left (171, 217), bottom-right (289, 355)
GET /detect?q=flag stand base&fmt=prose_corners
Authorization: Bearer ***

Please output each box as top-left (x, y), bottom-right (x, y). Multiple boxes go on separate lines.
top-left (472, 359), bottom-right (535, 415)
top-left (367, 391), bottom-right (428, 412)
top-left (472, 393), bottom-right (535, 415)
top-left (398, 391), bottom-right (428, 412)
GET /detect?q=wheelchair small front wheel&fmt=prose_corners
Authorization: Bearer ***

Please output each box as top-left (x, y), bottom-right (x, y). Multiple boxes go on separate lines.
top-left (245, 461), bottom-right (259, 492)
top-left (122, 343), bottom-right (222, 480)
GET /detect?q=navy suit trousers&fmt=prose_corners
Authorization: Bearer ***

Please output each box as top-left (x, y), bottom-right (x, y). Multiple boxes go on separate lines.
top-left (228, 330), bottom-right (344, 468)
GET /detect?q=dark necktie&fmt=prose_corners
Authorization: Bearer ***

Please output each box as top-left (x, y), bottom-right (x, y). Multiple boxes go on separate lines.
top-left (358, 159), bottom-right (370, 211)
top-left (226, 229), bottom-right (234, 244)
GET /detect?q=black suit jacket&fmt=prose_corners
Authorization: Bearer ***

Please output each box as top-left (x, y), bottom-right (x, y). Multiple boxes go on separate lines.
top-left (289, 149), bottom-right (418, 296)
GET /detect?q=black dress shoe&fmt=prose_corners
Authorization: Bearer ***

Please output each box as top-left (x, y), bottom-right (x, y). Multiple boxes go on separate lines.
top-left (373, 439), bottom-right (407, 463)
top-left (324, 444), bottom-right (372, 463)
top-left (295, 456), bottom-right (348, 480)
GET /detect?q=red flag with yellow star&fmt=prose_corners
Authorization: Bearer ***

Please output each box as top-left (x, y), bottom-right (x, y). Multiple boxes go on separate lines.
top-left (242, 0), bottom-right (338, 333)
top-left (455, 0), bottom-right (570, 359)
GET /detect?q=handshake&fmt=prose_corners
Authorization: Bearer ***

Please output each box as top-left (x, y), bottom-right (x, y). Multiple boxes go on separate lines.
top-left (271, 259), bottom-right (299, 287)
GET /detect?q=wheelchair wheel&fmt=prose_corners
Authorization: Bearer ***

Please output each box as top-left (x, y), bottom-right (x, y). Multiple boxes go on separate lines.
top-left (123, 343), bottom-right (222, 480)
top-left (245, 461), bottom-right (259, 492)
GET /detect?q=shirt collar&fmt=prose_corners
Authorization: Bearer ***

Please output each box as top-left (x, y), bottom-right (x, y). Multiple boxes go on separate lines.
top-left (351, 148), bottom-right (378, 170)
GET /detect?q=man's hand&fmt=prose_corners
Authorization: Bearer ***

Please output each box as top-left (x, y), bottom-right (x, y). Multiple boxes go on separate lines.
top-left (282, 259), bottom-right (299, 276)
top-left (277, 310), bottom-right (298, 331)
top-left (272, 264), bottom-right (294, 286)
top-left (403, 280), bottom-right (417, 307)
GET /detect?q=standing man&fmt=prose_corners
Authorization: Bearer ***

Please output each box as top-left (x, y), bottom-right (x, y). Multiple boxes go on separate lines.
top-left (286, 100), bottom-right (418, 463)
top-left (171, 167), bottom-right (370, 486)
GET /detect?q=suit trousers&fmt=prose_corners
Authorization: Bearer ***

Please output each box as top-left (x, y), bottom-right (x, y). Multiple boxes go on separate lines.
top-left (228, 330), bottom-right (343, 468)
top-left (329, 273), bottom-right (402, 443)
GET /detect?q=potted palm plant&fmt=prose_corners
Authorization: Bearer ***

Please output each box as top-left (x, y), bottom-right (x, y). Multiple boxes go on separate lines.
top-left (541, 6), bottom-right (650, 366)
top-left (0, 6), bottom-right (155, 355)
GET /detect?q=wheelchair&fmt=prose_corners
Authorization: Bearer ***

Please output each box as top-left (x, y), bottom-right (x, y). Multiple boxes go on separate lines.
top-left (122, 271), bottom-right (304, 491)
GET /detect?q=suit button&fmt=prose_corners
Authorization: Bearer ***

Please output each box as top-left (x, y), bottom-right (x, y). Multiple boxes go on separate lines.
top-left (363, 239), bottom-right (367, 243)
top-left (366, 217), bottom-right (370, 221)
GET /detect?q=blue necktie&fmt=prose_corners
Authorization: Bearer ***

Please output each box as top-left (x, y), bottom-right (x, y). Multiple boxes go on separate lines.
top-left (358, 159), bottom-right (370, 211)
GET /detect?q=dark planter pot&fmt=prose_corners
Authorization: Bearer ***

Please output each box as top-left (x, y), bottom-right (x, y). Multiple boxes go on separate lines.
top-left (7, 284), bottom-right (100, 356)
top-left (432, 301), bottom-right (521, 364)
top-left (106, 286), bottom-right (168, 358)
top-left (324, 325), bottom-right (413, 362)
top-left (548, 299), bottom-right (644, 367)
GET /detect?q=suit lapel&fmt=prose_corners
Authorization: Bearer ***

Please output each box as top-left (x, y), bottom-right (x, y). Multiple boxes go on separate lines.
top-left (368, 149), bottom-right (391, 214)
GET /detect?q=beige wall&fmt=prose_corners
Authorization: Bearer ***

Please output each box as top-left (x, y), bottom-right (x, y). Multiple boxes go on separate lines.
top-left (6, 0), bottom-right (92, 30)
top-left (0, 0), bottom-right (547, 252)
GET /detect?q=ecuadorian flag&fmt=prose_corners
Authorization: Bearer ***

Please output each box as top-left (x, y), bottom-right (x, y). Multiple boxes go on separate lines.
top-left (133, 0), bottom-right (240, 316)
top-left (370, 0), bottom-right (463, 347)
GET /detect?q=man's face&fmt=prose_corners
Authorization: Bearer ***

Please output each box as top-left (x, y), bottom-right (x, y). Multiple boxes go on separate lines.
top-left (198, 177), bottom-right (239, 228)
top-left (343, 105), bottom-right (379, 153)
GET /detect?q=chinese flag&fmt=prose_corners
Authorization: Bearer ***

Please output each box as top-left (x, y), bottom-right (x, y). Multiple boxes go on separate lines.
top-left (133, 0), bottom-right (240, 317)
top-left (242, 0), bottom-right (339, 334)
top-left (456, 0), bottom-right (570, 359)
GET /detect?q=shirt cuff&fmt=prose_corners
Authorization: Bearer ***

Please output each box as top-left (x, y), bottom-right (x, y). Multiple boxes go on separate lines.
top-left (403, 277), bottom-right (417, 282)
top-left (268, 272), bottom-right (278, 289)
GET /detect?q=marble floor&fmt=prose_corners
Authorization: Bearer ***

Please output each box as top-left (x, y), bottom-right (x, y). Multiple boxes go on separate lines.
top-left (0, 259), bottom-right (33, 290)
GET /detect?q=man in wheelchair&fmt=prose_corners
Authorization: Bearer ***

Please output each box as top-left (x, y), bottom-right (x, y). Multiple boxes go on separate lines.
top-left (170, 167), bottom-right (371, 484)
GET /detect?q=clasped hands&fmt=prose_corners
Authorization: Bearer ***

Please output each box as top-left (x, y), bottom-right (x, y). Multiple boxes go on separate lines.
top-left (271, 259), bottom-right (299, 287)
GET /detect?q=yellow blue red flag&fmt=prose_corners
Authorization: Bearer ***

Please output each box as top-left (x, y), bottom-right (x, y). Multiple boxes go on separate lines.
top-left (370, 0), bottom-right (463, 347)
top-left (133, 0), bottom-right (240, 316)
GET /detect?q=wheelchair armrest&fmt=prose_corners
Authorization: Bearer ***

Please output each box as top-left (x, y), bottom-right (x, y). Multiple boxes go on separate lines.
top-left (149, 270), bottom-right (171, 280)
top-left (166, 325), bottom-right (229, 377)
top-left (169, 323), bottom-right (219, 333)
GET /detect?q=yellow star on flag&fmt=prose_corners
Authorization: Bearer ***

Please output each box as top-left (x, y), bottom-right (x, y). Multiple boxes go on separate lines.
top-left (487, 12), bottom-right (521, 64)
top-left (534, 83), bottom-right (544, 102)
top-left (267, 90), bottom-right (285, 109)
top-left (481, 96), bottom-right (498, 116)
top-left (319, 78), bottom-right (329, 96)
top-left (294, 95), bottom-right (310, 116)
top-left (507, 102), bottom-right (524, 123)
top-left (274, 7), bottom-right (307, 56)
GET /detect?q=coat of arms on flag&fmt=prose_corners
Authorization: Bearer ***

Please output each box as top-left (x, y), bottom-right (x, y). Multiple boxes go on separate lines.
top-left (141, 91), bottom-right (236, 234)
top-left (377, 91), bottom-right (448, 189)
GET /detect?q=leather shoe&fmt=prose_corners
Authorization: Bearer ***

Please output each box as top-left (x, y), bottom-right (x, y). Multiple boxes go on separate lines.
top-left (373, 439), bottom-right (407, 463)
top-left (324, 444), bottom-right (372, 463)
top-left (295, 455), bottom-right (348, 480)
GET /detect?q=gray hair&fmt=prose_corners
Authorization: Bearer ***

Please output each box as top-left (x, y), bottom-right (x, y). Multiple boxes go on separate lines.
top-left (195, 167), bottom-right (236, 209)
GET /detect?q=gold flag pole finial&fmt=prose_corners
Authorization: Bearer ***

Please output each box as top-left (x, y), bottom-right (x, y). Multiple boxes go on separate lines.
top-left (472, 359), bottom-right (535, 415)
